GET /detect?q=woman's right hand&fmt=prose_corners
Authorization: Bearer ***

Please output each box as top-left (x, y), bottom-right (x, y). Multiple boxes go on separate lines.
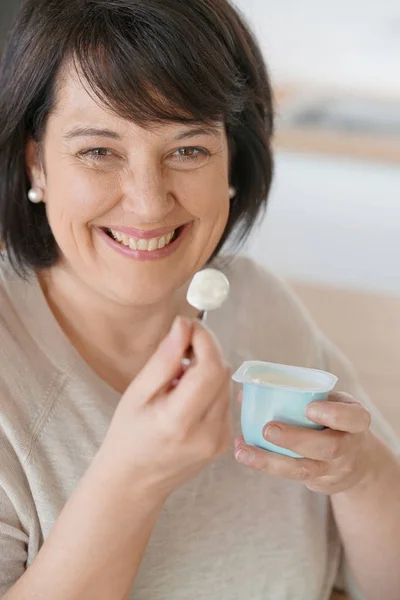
top-left (95, 316), bottom-right (233, 503)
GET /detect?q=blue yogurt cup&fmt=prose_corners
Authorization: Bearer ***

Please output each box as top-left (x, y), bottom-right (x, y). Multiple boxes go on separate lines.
top-left (232, 361), bottom-right (338, 458)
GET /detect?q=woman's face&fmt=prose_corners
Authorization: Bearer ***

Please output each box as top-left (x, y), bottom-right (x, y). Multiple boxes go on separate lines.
top-left (27, 67), bottom-right (231, 307)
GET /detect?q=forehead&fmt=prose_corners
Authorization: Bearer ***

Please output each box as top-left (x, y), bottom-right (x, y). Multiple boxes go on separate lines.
top-left (51, 66), bottom-right (127, 130)
top-left (50, 65), bottom-right (225, 141)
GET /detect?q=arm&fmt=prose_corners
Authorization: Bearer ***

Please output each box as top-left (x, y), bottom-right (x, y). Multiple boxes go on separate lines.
top-left (235, 395), bottom-right (400, 600)
top-left (323, 337), bottom-right (400, 600)
top-left (4, 456), bottom-right (164, 600)
top-left (230, 261), bottom-right (400, 598)
top-left (3, 316), bottom-right (232, 599)
top-left (331, 435), bottom-right (400, 600)
top-left (234, 332), bottom-right (400, 600)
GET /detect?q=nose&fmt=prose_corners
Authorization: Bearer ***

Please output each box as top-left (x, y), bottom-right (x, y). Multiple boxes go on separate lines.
top-left (120, 168), bottom-right (175, 224)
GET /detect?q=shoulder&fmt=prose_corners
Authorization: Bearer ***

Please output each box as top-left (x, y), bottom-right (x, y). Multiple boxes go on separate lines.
top-left (212, 255), bottom-right (323, 368)
top-left (221, 254), bottom-right (311, 317)
top-left (0, 256), bottom-right (61, 456)
top-left (0, 255), bottom-right (35, 360)
top-left (0, 257), bottom-right (28, 363)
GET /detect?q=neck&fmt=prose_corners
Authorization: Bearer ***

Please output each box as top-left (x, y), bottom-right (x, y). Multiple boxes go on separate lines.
top-left (38, 264), bottom-right (200, 392)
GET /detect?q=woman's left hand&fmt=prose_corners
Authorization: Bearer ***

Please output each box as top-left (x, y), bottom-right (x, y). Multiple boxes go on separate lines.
top-left (234, 391), bottom-right (377, 495)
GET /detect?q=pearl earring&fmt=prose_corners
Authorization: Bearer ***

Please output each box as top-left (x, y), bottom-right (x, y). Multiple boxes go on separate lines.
top-left (228, 186), bottom-right (236, 199)
top-left (28, 188), bottom-right (44, 204)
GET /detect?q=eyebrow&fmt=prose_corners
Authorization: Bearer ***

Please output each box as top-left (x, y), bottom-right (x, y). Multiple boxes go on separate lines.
top-left (174, 126), bottom-right (223, 141)
top-left (62, 125), bottom-right (223, 141)
top-left (63, 127), bottom-right (121, 140)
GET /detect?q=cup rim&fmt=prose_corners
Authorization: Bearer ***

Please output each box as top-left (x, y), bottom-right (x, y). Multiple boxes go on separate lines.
top-left (232, 360), bottom-right (338, 393)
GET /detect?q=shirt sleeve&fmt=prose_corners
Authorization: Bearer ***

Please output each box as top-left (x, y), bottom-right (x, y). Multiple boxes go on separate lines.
top-left (0, 487), bottom-right (28, 594)
top-left (319, 334), bottom-right (400, 459)
top-left (0, 434), bottom-right (31, 595)
top-left (319, 334), bottom-right (400, 600)
top-left (232, 258), bottom-right (400, 599)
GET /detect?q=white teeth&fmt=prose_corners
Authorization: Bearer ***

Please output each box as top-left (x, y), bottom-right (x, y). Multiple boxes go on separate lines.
top-left (109, 229), bottom-right (176, 252)
top-left (137, 239), bottom-right (148, 251)
top-left (148, 238), bottom-right (159, 251)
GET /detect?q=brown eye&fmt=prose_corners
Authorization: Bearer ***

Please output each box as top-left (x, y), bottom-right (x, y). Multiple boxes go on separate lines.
top-left (173, 147), bottom-right (208, 161)
top-left (81, 148), bottom-right (114, 160)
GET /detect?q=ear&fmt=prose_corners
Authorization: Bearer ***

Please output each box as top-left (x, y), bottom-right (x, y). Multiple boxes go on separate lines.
top-left (25, 138), bottom-right (46, 192)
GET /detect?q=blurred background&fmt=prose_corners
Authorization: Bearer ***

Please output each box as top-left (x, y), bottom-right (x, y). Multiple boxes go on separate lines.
top-left (1, 0), bottom-right (399, 437)
top-left (232, 0), bottom-right (400, 437)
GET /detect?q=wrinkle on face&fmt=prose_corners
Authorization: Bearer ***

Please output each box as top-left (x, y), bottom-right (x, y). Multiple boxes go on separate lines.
top-left (34, 63), bottom-right (231, 312)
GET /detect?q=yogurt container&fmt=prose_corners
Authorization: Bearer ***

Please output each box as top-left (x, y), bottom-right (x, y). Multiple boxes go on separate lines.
top-left (232, 361), bottom-right (338, 458)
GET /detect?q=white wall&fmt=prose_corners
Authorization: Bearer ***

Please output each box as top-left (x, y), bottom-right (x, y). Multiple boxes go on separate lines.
top-left (245, 152), bottom-right (400, 295)
top-left (232, 0), bottom-right (400, 97)
top-left (231, 0), bottom-right (400, 294)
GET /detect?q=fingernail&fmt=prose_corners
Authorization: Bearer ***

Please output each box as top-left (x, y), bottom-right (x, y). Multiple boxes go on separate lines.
top-left (264, 425), bottom-right (281, 441)
top-left (306, 404), bottom-right (321, 419)
top-left (162, 317), bottom-right (183, 351)
top-left (235, 449), bottom-right (254, 464)
top-left (169, 316), bottom-right (183, 338)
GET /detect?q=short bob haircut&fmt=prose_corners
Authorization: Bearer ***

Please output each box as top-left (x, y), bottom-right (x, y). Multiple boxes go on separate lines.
top-left (0, 0), bottom-right (274, 275)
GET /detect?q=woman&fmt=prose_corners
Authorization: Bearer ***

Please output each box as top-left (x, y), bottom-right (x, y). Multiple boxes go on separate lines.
top-left (0, 1), bottom-right (399, 599)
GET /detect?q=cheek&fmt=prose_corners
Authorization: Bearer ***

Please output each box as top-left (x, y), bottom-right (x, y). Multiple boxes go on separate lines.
top-left (181, 171), bottom-right (230, 221)
top-left (195, 181), bottom-right (230, 238)
top-left (45, 159), bottom-right (121, 225)
top-left (185, 184), bottom-right (230, 258)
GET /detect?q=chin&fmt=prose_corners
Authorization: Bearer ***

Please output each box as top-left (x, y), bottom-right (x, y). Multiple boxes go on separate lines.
top-left (100, 266), bottom-right (188, 308)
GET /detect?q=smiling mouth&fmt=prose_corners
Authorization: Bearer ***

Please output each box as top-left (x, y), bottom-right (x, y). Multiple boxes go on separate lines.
top-left (103, 226), bottom-right (183, 252)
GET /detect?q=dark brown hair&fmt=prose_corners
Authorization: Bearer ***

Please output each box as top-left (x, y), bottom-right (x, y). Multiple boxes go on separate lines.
top-left (0, 0), bottom-right (274, 275)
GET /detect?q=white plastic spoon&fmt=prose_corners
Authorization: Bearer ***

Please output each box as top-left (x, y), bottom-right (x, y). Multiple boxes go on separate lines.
top-left (186, 268), bottom-right (230, 322)
top-left (179, 269), bottom-right (230, 371)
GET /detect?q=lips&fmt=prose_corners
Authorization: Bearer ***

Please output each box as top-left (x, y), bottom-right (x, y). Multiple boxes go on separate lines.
top-left (105, 227), bottom-right (178, 252)
top-left (97, 222), bottom-right (192, 261)
top-left (103, 224), bottom-right (181, 239)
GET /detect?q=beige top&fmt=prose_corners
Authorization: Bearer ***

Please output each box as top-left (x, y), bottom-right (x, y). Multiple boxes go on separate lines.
top-left (0, 254), bottom-right (398, 599)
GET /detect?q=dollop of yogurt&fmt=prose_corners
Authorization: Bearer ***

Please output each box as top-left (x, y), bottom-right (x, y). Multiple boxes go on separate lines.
top-left (187, 268), bottom-right (230, 312)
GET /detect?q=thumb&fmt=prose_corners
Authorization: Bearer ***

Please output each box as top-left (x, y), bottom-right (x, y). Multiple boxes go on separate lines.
top-left (125, 316), bottom-right (193, 403)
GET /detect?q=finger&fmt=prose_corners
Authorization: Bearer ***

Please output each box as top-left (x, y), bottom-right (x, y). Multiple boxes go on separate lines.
top-left (204, 376), bottom-right (233, 424)
top-left (173, 360), bottom-right (231, 424)
top-left (234, 440), bottom-right (327, 481)
top-left (170, 322), bottom-right (230, 421)
top-left (329, 391), bottom-right (358, 404)
top-left (237, 389), bottom-right (243, 405)
top-left (262, 422), bottom-right (352, 461)
top-left (127, 316), bottom-right (193, 403)
top-left (306, 396), bottom-right (371, 433)
top-left (234, 435), bottom-right (245, 448)
top-left (171, 320), bottom-right (224, 388)
top-left (189, 320), bottom-right (226, 369)
top-left (173, 320), bottom-right (223, 382)
top-left (204, 390), bottom-right (234, 454)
